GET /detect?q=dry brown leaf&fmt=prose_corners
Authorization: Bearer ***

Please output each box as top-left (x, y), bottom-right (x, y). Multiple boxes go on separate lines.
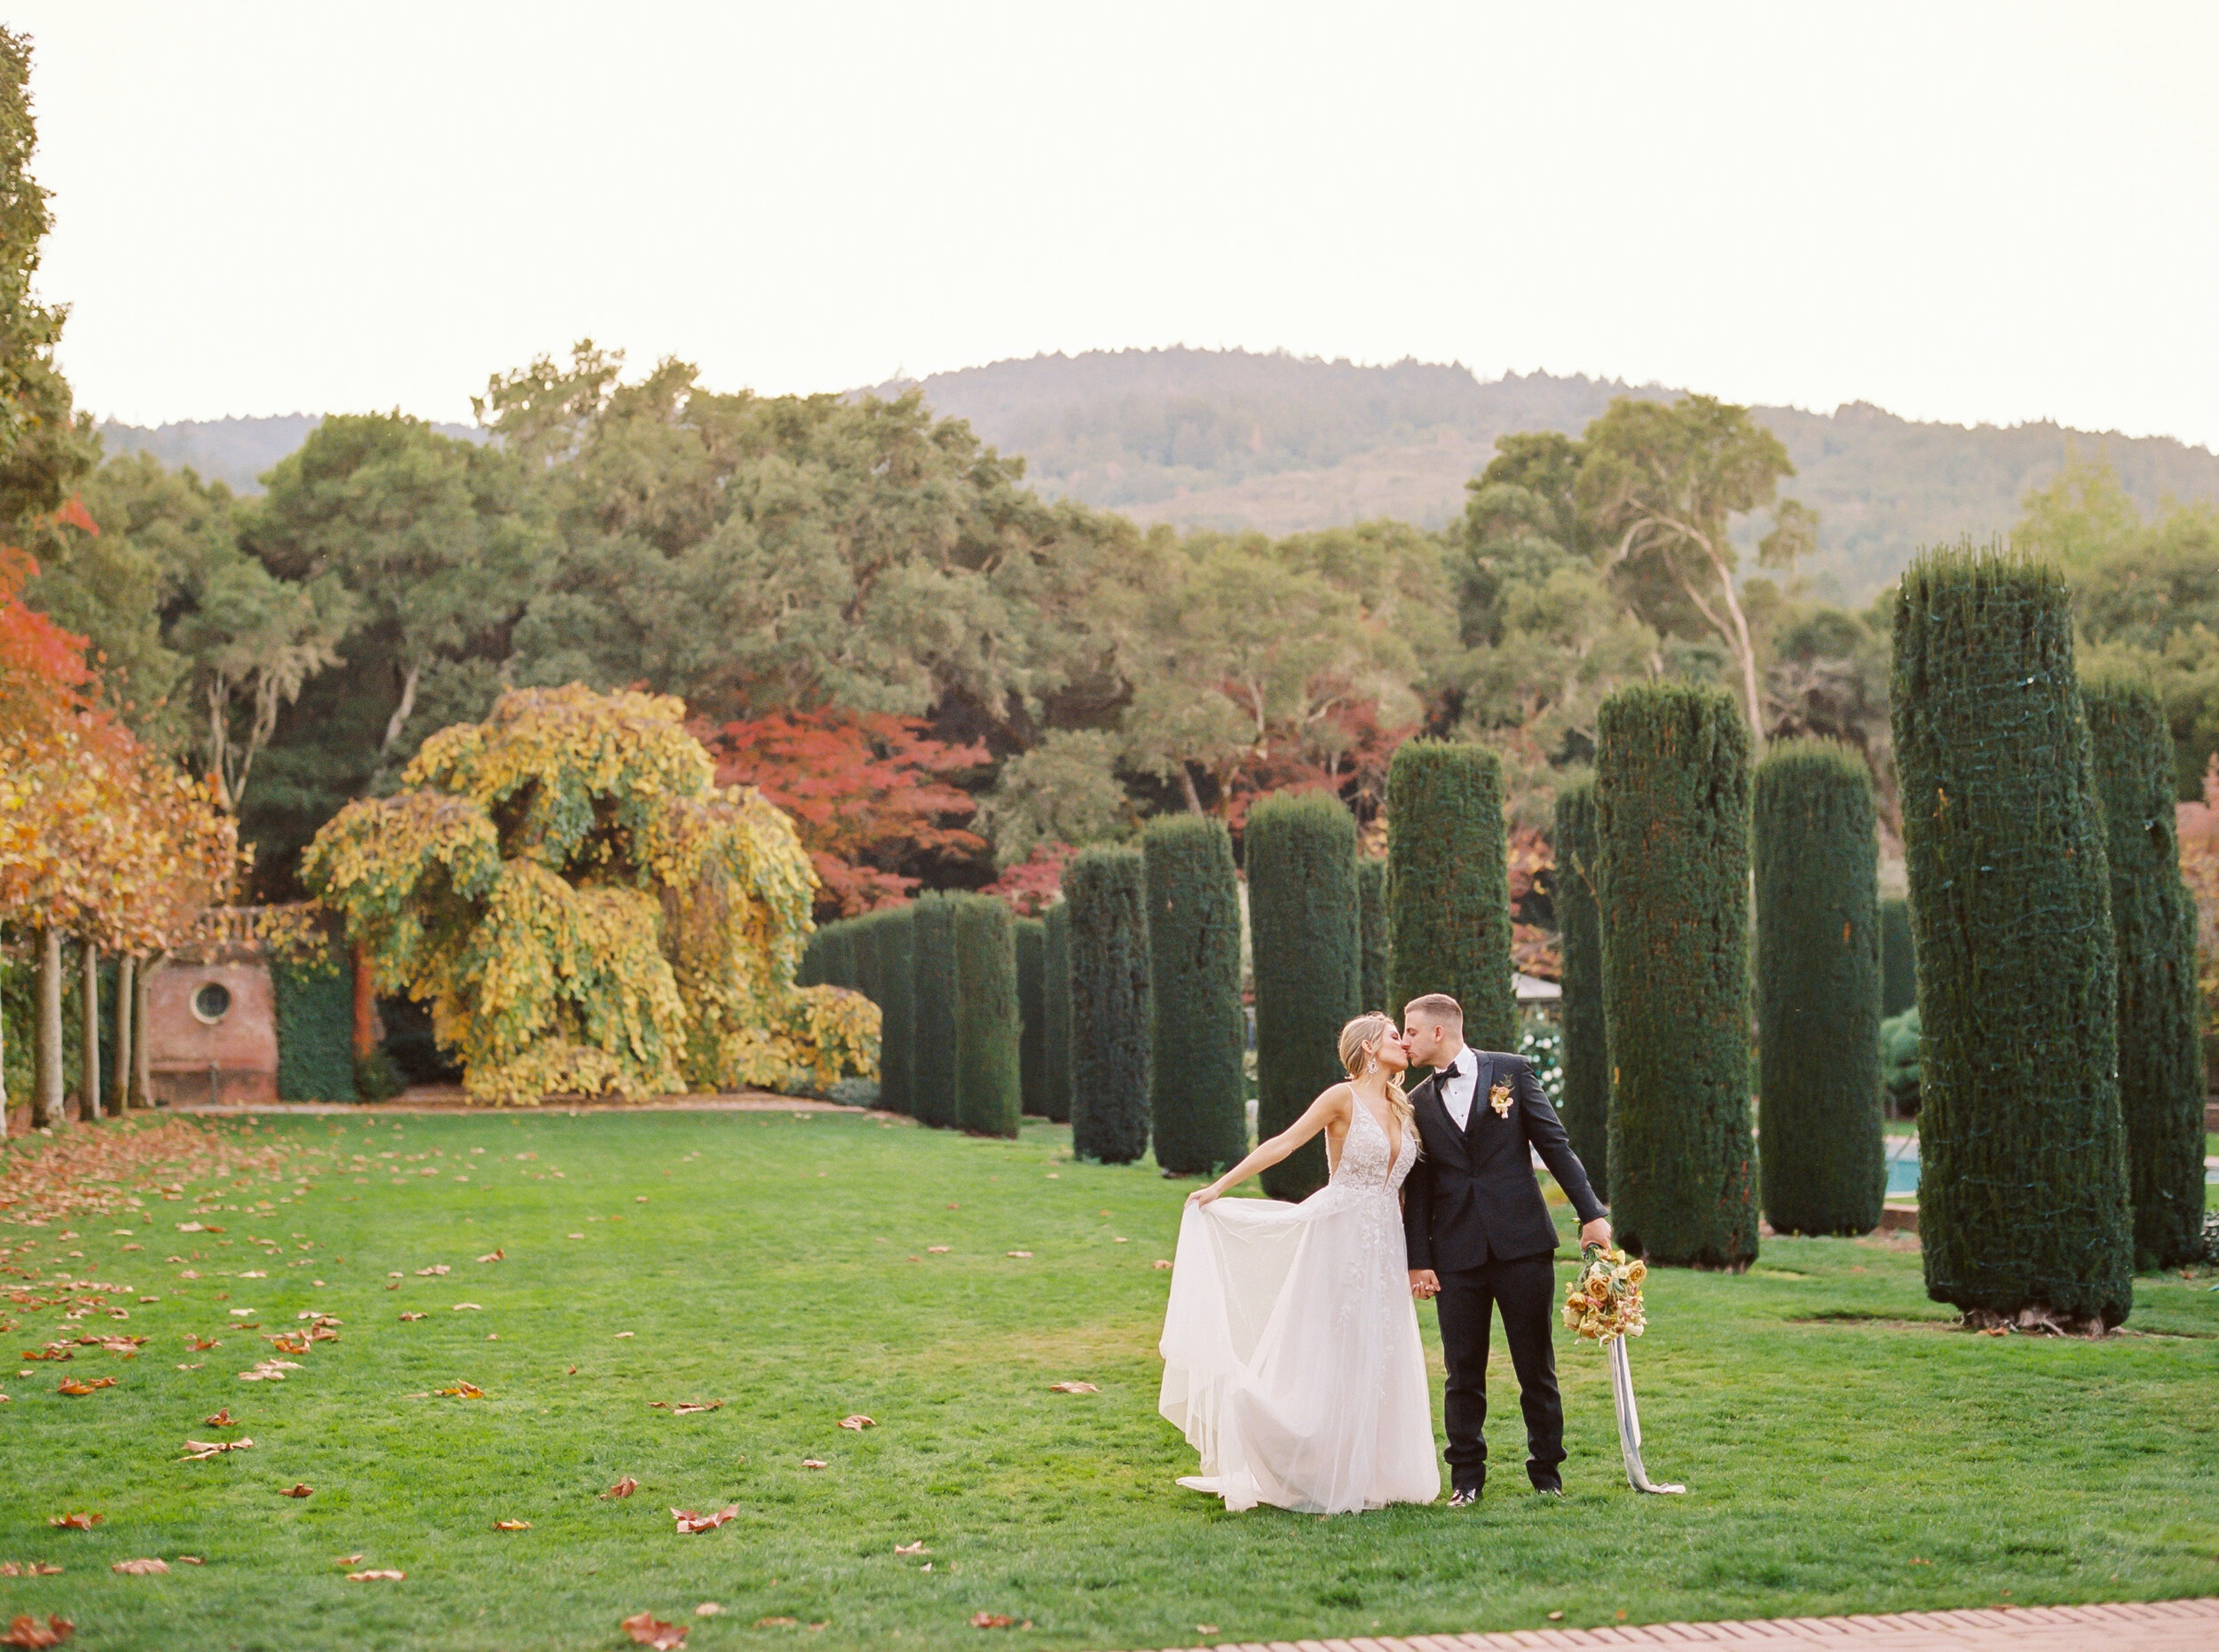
top-left (109, 1559), bottom-right (168, 1575)
top-left (1046, 1381), bottom-right (1099, 1394)
top-left (837, 1414), bottom-right (874, 1431)
top-left (670, 1504), bottom-right (738, 1534)
top-left (331, 1553), bottom-right (364, 1566)
top-left (399, 1312), bottom-right (427, 1323)
top-left (1153, 1260), bottom-right (1173, 1269)
top-left (971, 1613), bottom-right (1015, 1629)
top-left (201, 1408), bottom-right (235, 1427)
top-left (1, 1614), bottom-right (73, 1648)
top-left (20, 1346), bottom-right (70, 1361)
top-left (801, 1458), bottom-right (827, 1470)
top-left (175, 1556), bottom-right (202, 1566)
top-left (414, 1264), bottom-right (450, 1277)
top-left (280, 1483), bottom-right (313, 1498)
top-left (1005, 1251), bottom-right (1032, 1259)
top-left (493, 1520), bottom-right (530, 1532)
top-left (185, 1336), bottom-right (218, 1350)
top-left (345, 1569), bottom-right (404, 1582)
top-left (0, 1564), bottom-right (63, 1578)
top-left (694, 1602), bottom-right (723, 1616)
top-left (621, 1613), bottom-right (687, 1650)
top-left (927, 1245), bottom-right (950, 1253)
top-left (46, 1514), bottom-right (100, 1530)
top-left (602, 1476), bottom-right (638, 1499)
top-left (433, 1382), bottom-right (485, 1398)
top-left (477, 1250), bottom-right (503, 1262)
top-left (55, 1379), bottom-right (114, 1395)
top-left (894, 1541), bottom-right (929, 1555)
top-left (756, 1618), bottom-right (796, 1629)
top-left (668, 1402), bottom-right (722, 1416)
top-left (452, 1302), bottom-right (483, 1312)
top-left (179, 1437), bottom-right (254, 1461)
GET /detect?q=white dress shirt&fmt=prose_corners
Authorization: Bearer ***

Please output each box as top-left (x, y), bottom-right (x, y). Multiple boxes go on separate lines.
top-left (1435, 1048), bottom-right (1478, 1129)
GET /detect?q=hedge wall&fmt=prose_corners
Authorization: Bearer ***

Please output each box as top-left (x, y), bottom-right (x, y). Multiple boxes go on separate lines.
top-left (1015, 916), bottom-right (1047, 1118)
top-left (1595, 682), bottom-right (1759, 1269)
top-left (1752, 739), bottom-right (1884, 1237)
top-left (952, 895), bottom-right (1022, 1138)
top-left (873, 906), bottom-right (916, 1118)
top-left (272, 953), bottom-right (358, 1103)
top-left (2084, 680), bottom-right (2207, 1269)
top-left (1552, 778), bottom-right (1608, 1202)
top-left (1065, 847), bottom-right (1151, 1164)
top-left (1042, 901), bottom-right (1074, 1124)
top-left (850, 915), bottom-right (883, 1024)
top-left (1248, 790), bottom-right (1360, 1201)
top-left (1143, 814), bottom-right (1248, 1175)
top-left (1385, 741), bottom-right (1515, 1050)
top-left (910, 895), bottom-right (960, 1130)
top-left (1879, 897), bottom-right (1917, 1017)
top-left (1893, 549), bottom-right (2130, 1325)
top-left (1356, 857), bottom-right (1388, 1013)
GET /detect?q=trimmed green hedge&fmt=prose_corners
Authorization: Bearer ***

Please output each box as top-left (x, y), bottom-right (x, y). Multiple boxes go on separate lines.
top-left (1065, 847), bottom-right (1151, 1164)
top-left (1042, 902), bottom-right (1074, 1125)
top-left (1552, 779), bottom-right (1608, 1202)
top-left (1893, 549), bottom-right (2130, 1324)
top-left (1753, 739), bottom-right (1884, 1236)
top-left (1016, 916), bottom-right (1047, 1118)
top-left (2084, 680), bottom-right (2207, 1269)
top-left (1385, 741), bottom-right (1515, 1049)
top-left (272, 952), bottom-right (358, 1103)
top-left (1143, 815), bottom-right (1248, 1175)
top-left (952, 895), bottom-right (1022, 1138)
top-left (1595, 682), bottom-right (1759, 1269)
top-left (1248, 791), bottom-right (1360, 1201)
top-left (1879, 897), bottom-right (1916, 1016)
top-left (873, 907), bottom-right (916, 1118)
top-left (1356, 857), bottom-right (1388, 1013)
top-left (910, 895), bottom-right (959, 1130)
top-left (850, 915), bottom-right (883, 1022)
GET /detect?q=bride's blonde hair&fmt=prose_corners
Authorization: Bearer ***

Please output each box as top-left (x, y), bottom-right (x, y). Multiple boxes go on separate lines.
top-left (1339, 1012), bottom-right (1414, 1139)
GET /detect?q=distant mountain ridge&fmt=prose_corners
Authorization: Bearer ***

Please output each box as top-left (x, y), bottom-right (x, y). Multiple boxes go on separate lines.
top-left (98, 413), bottom-right (482, 494)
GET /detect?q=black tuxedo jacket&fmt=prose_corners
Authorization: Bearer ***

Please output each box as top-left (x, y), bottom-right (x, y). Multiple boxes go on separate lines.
top-left (1401, 1050), bottom-right (1606, 1273)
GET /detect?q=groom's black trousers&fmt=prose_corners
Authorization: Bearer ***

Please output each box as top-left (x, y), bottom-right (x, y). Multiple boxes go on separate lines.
top-left (1433, 1252), bottom-right (1564, 1494)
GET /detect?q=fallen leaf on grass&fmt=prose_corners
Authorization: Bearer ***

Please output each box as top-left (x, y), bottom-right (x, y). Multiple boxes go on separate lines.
top-left (399, 1312), bottom-right (427, 1323)
top-left (433, 1382), bottom-right (485, 1398)
top-left (279, 1483), bottom-right (313, 1498)
top-left (1005, 1251), bottom-right (1032, 1259)
top-left (345, 1569), bottom-right (404, 1582)
top-left (477, 1250), bottom-right (503, 1262)
top-left (1047, 1381), bottom-right (1099, 1394)
top-left (452, 1302), bottom-right (483, 1312)
top-left (1196, 1626), bottom-right (1219, 1636)
top-left (20, 1346), bottom-right (70, 1362)
top-left (621, 1613), bottom-right (687, 1649)
top-left (0, 1564), bottom-right (62, 1578)
top-left (613, 1331), bottom-right (635, 1339)
top-left (756, 1618), bottom-right (795, 1629)
top-left (185, 1337), bottom-right (218, 1351)
top-left (265, 1336), bottom-right (311, 1356)
top-left (927, 1245), bottom-right (950, 1253)
top-left (0, 1614), bottom-right (73, 1648)
top-left (201, 1408), bottom-right (235, 1427)
top-left (838, 1414), bottom-right (874, 1430)
top-left (694, 1603), bottom-right (723, 1616)
top-left (175, 1556), bottom-right (201, 1565)
top-left (1152, 1260), bottom-right (1172, 1270)
top-left (331, 1553), bottom-right (363, 1567)
top-left (415, 1265), bottom-right (450, 1277)
top-left (894, 1542), bottom-right (929, 1555)
top-left (174, 1363), bottom-right (201, 1371)
top-left (179, 1437), bottom-right (254, 1461)
top-left (56, 1379), bottom-right (115, 1395)
top-left (671, 1505), bottom-right (738, 1534)
top-left (971, 1614), bottom-right (1015, 1629)
top-left (649, 1400), bottom-right (723, 1415)
top-left (801, 1458), bottom-right (827, 1470)
top-left (493, 1520), bottom-right (530, 1532)
top-left (109, 1559), bottom-right (167, 1575)
top-left (566, 1233), bottom-right (584, 1240)
top-left (238, 1360), bottom-right (302, 1382)
top-left (602, 1476), bottom-right (638, 1499)
top-left (46, 1514), bottom-right (100, 1530)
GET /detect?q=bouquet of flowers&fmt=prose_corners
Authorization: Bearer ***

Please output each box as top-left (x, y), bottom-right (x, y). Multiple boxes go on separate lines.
top-left (1563, 1243), bottom-right (1647, 1344)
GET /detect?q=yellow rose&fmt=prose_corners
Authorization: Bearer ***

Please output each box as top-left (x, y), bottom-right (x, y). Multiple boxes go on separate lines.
top-left (1625, 1260), bottom-right (1647, 1285)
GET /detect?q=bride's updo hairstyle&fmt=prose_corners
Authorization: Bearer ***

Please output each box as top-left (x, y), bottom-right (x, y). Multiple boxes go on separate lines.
top-left (1338, 1012), bottom-right (1416, 1142)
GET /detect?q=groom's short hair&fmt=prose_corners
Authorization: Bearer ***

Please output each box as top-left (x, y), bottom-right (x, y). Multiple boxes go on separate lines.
top-left (1404, 993), bottom-right (1463, 1027)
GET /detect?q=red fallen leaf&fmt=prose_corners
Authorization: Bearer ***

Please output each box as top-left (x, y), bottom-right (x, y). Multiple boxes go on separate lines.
top-left (201, 1408), bottom-right (235, 1427)
top-left (185, 1337), bottom-right (218, 1351)
top-left (838, 1414), bottom-right (874, 1430)
top-left (109, 1558), bottom-right (168, 1575)
top-left (477, 1250), bottom-right (504, 1262)
top-left (46, 1514), bottom-right (101, 1530)
top-left (56, 1379), bottom-right (115, 1395)
top-left (399, 1313), bottom-right (428, 1323)
top-left (801, 1458), bottom-right (828, 1469)
top-left (345, 1569), bottom-right (404, 1582)
top-left (20, 1346), bottom-right (70, 1361)
top-left (179, 1437), bottom-right (254, 1461)
top-left (620, 1612), bottom-right (688, 1649)
top-left (280, 1483), bottom-right (313, 1498)
top-left (670, 1504), bottom-right (738, 1533)
top-left (1047, 1381), bottom-right (1099, 1394)
top-left (602, 1476), bottom-right (638, 1499)
top-left (971, 1614), bottom-right (1014, 1629)
top-left (493, 1520), bottom-right (530, 1532)
top-left (331, 1553), bottom-right (364, 1566)
top-left (1, 1614), bottom-right (74, 1648)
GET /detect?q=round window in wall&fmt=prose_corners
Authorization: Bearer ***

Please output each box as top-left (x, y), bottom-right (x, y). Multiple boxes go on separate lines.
top-left (191, 980), bottom-right (233, 1025)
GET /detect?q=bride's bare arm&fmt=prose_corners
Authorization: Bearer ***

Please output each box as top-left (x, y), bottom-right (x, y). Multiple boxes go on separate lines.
top-left (1187, 1086), bottom-right (1349, 1206)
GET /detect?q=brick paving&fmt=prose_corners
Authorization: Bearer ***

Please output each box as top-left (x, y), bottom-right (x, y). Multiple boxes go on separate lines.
top-left (1107, 1599), bottom-right (2219, 1651)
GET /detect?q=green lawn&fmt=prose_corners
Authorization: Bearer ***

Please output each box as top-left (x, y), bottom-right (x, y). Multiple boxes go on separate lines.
top-left (3, 1107), bottom-right (2215, 1652)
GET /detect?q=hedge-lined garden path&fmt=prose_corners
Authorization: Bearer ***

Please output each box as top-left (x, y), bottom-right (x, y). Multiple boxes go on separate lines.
top-left (1, 1108), bottom-right (2214, 1652)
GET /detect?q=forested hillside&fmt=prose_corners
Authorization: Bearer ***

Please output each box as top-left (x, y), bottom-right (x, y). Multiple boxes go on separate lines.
top-left (97, 413), bottom-right (481, 492)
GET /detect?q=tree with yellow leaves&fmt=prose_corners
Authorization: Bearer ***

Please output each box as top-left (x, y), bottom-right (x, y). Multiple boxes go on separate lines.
top-left (304, 684), bottom-right (877, 1103)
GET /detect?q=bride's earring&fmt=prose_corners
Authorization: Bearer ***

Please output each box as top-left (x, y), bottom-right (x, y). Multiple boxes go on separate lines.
top-left (1365, 1055), bottom-right (1379, 1074)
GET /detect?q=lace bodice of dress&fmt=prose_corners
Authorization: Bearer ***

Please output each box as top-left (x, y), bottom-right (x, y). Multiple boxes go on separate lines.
top-left (1330, 1092), bottom-right (1417, 1197)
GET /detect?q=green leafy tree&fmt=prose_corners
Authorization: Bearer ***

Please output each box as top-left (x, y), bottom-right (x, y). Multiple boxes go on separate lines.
top-left (1384, 741), bottom-right (1515, 1048)
top-left (1247, 791), bottom-right (1359, 1200)
top-left (978, 730), bottom-right (1134, 866)
top-left (952, 895), bottom-right (1021, 1138)
top-left (1143, 815), bottom-right (1246, 1175)
top-left (1595, 682), bottom-right (1758, 1269)
top-left (1753, 739), bottom-right (1884, 1236)
top-left (1893, 549), bottom-right (2129, 1327)
top-left (1064, 846), bottom-right (1149, 1164)
top-left (1552, 778), bottom-right (1608, 1200)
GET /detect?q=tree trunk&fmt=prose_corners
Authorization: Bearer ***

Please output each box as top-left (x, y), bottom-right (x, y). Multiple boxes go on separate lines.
top-left (81, 940), bottom-right (101, 1120)
top-left (380, 661), bottom-right (422, 755)
top-left (114, 956), bottom-right (136, 1113)
top-left (34, 928), bottom-right (62, 1128)
top-left (132, 956), bottom-right (161, 1109)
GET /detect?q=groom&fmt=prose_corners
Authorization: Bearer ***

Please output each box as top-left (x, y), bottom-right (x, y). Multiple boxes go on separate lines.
top-left (1401, 993), bottom-right (1609, 1506)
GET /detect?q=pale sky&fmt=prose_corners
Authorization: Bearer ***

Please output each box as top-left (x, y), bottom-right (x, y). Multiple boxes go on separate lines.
top-left (15, 3), bottom-right (2219, 447)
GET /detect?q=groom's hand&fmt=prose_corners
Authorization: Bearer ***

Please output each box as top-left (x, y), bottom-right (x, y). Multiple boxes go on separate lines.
top-left (1579, 1217), bottom-right (1613, 1251)
top-left (1408, 1269), bottom-right (1440, 1300)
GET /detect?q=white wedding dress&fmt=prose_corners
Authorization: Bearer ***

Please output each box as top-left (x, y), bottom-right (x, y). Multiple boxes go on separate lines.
top-left (1157, 1096), bottom-right (1440, 1514)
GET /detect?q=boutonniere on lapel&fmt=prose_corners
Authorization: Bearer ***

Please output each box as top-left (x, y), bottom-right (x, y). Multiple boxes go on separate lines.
top-left (1488, 1080), bottom-right (1513, 1118)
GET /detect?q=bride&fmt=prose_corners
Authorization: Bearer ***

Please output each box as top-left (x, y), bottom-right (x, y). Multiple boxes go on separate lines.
top-left (1157, 1012), bottom-right (1439, 1514)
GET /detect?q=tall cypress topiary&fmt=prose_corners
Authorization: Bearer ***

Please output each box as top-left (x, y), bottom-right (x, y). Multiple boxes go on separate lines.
top-left (1248, 791), bottom-right (1361, 1200)
top-left (910, 895), bottom-right (959, 1129)
top-left (1385, 741), bottom-right (1515, 1050)
top-left (1143, 815), bottom-right (1248, 1175)
top-left (1893, 549), bottom-right (2130, 1326)
top-left (1042, 901), bottom-right (1074, 1125)
top-left (2084, 680), bottom-right (2207, 1269)
top-left (1753, 739), bottom-right (1885, 1236)
top-left (1552, 779), bottom-right (1608, 1202)
top-left (1065, 847), bottom-right (1151, 1164)
top-left (952, 895), bottom-right (1022, 1138)
top-left (875, 905), bottom-right (916, 1117)
top-left (850, 914), bottom-right (883, 1024)
top-left (1879, 897), bottom-right (1917, 1016)
top-left (1015, 916), bottom-right (1047, 1117)
top-left (1595, 682), bottom-right (1758, 1269)
top-left (1355, 857), bottom-right (1389, 1012)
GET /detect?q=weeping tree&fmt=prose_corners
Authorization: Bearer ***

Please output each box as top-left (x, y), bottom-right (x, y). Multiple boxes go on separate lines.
top-left (1015, 916), bottom-right (1047, 1118)
top-left (2084, 679), bottom-right (2207, 1269)
top-left (1042, 901), bottom-right (1074, 1125)
top-left (874, 905), bottom-right (916, 1118)
top-left (1893, 549), bottom-right (2130, 1328)
top-left (1385, 741), bottom-right (1515, 1049)
top-left (1143, 814), bottom-right (1247, 1175)
top-left (1753, 739), bottom-right (1884, 1236)
top-left (1248, 791), bottom-right (1360, 1201)
top-left (910, 893), bottom-right (959, 1129)
top-left (1355, 857), bottom-right (1389, 1013)
top-left (1065, 847), bottom-right (1150, 1163)
top-left (1595, 682), bottom-right (1759, 1269)
top-left (1552, 779), bottom-right (1608, 1202)
top-left (1879, 897), bottom-right (1917, 1017)
top-left (952, 894), bottom-right (1021, 1138)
